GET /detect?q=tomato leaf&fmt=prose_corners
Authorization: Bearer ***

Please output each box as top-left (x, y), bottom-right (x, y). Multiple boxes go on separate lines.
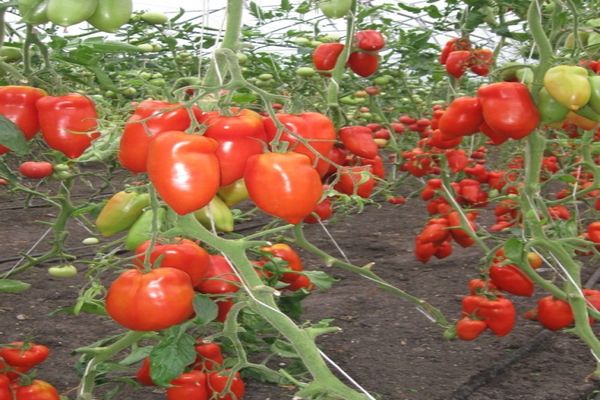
top-left (270, 339), bottom-right (300, 358)
top-left (82, 39), bottom-right (144, 53)
top-left (303, 271), bottom-right (336, 290)
top-left (150, 328), bottom-right (196, 387)
top-left (0, 116), bottom-right (29, 155)
top-left (192, 294), bottom-right (218, 325)
top-left (0, 279), bottom-right (30, 293)
top-left (504, 237), bottom-right (525, 264)
top-left (119, 346), bottom-right (153, 366)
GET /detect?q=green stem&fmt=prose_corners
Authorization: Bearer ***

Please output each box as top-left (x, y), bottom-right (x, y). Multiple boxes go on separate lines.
top-left (202, 0), bottom-right (244, 88)
top-left (293, 225), bottom-right (450, 329)
top-left (76, 331), bottom-right (145, 400)
top-left (171, 215), bottom-right (369, 399)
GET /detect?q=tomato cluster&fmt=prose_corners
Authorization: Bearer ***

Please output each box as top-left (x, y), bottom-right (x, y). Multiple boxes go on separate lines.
top-left (439, 38), bottom-right (493, 78)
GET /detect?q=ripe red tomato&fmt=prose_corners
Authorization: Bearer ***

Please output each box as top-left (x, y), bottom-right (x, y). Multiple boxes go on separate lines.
top-left (347, 52), bottom-right (379, 77)
top-left (105, 268), bottom-right (195, 331)
top-left (167, 371), bottom-right (208, 400)
top-left (537, 296), bottom-right (573, 331)
top-left (334, 166), bottom-right (375, 198)
top-left (136, 357), bottom-right (155, 386)
top-left (489, 264), bottom-right (534, 297)
top-left (195, 255), bottom-right (241, 294)
top-left (200, 109), bottom-right (267, 186)
top-left (18, 161), bottom-right (53, 179)
top-left (354, 30), bottom-right (385, 51)
top-left (470, 48), bottom-right (493, 76)
top-left (193, 341), bottom-right (224, 372)
top-left (438, 97), bottom-right (483, 139)
top-left (456, 317), bottom-right (487, 341)
top-left (146, 131), bottom-right (220, 215)
top-left (207, 371), bottom-right (245, 400)
top-left (0, 86), bottom-right (46, 155)
top-left (312, 43), bottom-right (344, 72)
top-left (445, 51), bottom-right (471, 78)
top-left (0, 342), bottom-right (49, 371)
top-left (244, 152), bottom-right (324, 224)
top-left (13, 380), bottom-right (60, 400)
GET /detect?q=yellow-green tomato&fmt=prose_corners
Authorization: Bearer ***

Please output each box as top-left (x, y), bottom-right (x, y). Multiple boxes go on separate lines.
top-left (140, 11), bottom-right (168, 25)
top-left (48, 265), bottom-right (78, 278)
top-left (544, 65), bottom-right (591, 111)
top-left (47, 0), bottom-right (98, 27)
top-left (88, 0), bottom-right (133, 33)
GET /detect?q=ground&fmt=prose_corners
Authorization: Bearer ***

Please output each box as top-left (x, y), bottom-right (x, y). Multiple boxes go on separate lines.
top-left (2, 184), bottom-right (600, 400)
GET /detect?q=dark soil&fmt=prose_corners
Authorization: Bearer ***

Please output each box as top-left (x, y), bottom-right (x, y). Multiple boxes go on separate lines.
top-left (2, 187), bottom-right (600, 400)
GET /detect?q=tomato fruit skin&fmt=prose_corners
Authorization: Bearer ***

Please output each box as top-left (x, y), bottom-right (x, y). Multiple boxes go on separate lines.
top-left (456, 317), bottom-right (487, 341)
top-left (37, 94), bottom-right (99, 158)
top-left (135, 239), bottom-right (210, 286)
top-left (13, 379), bottom-right (60, 400)
top-left (304, 197), bottom-right (333, 224)
top-left (477, 297), bottom-right (516, 337)
top-left (438, 97), bottom-right (483, 139)
top-left (544, 65), bottom-right (591, 111)
top-left (48, 264), bottom-right (77, 278)
top-left (140, 11), bottom-right (167, 24)
top-left (244, 152), bottom-right (323, 224)
top-left (119, 100), bottom-right (202, 173)
top-left (207, 371), bottom-right (245, 400)
top-left (261, 243), bottom-right (304, 284)
top-left (0, 86), bottom-right (46, 155)
top-left (217, 179), bottom-right (249, 207)
top-left (0, 375), bottom-right (10, 400)
top-left (18, 0), bottom-right (50, 24)
top-left (489, 264), bottom-right (534, 297)
top-left (312, 43), bottom-right (344, 72)
top-left (105, 267), bottom-right (195, 331)
top-left (18, 161), bottom-right (53, 179)
top-left (194, 195), bottom-right (235, 233)
top-left (0, 342), bottom-right (49, 371)
top-left (445, 50), bottom-right (471, 78)
top-left (200, 109), bottom-right (267, 186)
top-left (539, 88), bottom-right (569, 124)
top-left (354, 30), bottom-right (385, 51)
top-left (124, 208), bottom-right (166, 251)
top-left (537, 296), bottom-right (574, 331)
top-left (469, 48), bottom-right (493, 76)
top-left (263, 112), bottom-right (336, 166)
top-left (195, 255), bottom-right (240, 295)
top-left (347, 52), bottom-right (379, 77)
top-left (136, 357), bottom-right (154, 386)
top-left (47, 0), bottom-right (98, 27)
top-left (334, 165), bottom-right (375, 198)
top-left (88, 0), bottom-right (132, 33)
top-left (318, 0), bottom-right (352, 18)
top-left (193, 342), bottom-right (224, 372)
top-left (147, 131), bottom-right (220, 215)
top-left (339, 126), bottom-right (378, 159)
top-left (95, 191), bottom-right (150, 237)
top-left (439, 38), bottom-right (471, 65)
top-left (477, 82), bottom-right (540, 140)
top-left (167, 371), bottom-right (208, 400)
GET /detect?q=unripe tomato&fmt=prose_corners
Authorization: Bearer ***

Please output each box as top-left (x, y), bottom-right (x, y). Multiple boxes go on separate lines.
top-left (140, 11), bottom-right (168, 25)
top-left (48, 264), bottom-right (78, 278)
top-left (47, 0), bottom-right (98, 27)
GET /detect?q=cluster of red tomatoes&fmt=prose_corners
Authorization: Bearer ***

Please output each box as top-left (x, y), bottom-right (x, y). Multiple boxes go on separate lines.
top-left (312, 30), bottom-right (385, 77)
top-left (0, 342), bottom-right (60, 400)
top-left (137, 341), bottom-right (245, 400)
top-left (439, 38), bottom-right (493, 79)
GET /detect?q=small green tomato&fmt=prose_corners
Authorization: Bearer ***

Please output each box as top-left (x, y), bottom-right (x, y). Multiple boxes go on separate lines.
top-left (48, 265), bottom-right (78, 278)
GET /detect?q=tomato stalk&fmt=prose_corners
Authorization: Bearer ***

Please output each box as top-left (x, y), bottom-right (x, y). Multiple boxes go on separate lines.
top-left (293, 225), bottom-right (450, 329)
top-left (525, 0), bottom-right (600, 373)
top-left (76, 331), bottom-right (146, 400)
top-left (202, 0), bottom-right (244, 89)
top-left (326, 0), bottom-right (357, 115)
top-left (172, 214), bottom-right (371, 399)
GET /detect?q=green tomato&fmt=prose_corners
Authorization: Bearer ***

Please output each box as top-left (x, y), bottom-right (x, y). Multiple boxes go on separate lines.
top-left (137, 43), bottom-right (154, 52)
top-left (47, 0), bottom-right (98, 27)
top-left (88, 0), bottom-right (132, 33)
top-left (18, 0), bottom-right (50, 24)
top-left (373, 76), bottom-right (391, 86)
top-left (258, 73), bottom-right (274, 81)
top-left (139, 71), bottom-right (152, 79)
top-left (121, 87), bottom-right (137, 97)
top-left (319, 0), bottom-right (352, 19)
top-left (151, 72), bottom-right (163, 79)
top-left (48, 265), bottom-right (78, 278)
top-left (237, 53), bottom-right (248, 65)
top-left (296, 67), bottom-right (316, 77)
top-left (319, 34), bottom-right (340, 43)
top-left (310, 40), bottom-right (323, 48)
top-left (140, 10), bottom-right (168, 25)
top-left (151, 44), bottom-right (163, 52)
top-left (292, 37), bottom-right (311, 46)
top-left (0, 47), bottom-right (23, 63)
top-left (82, 237), bottom-right (100, 245)
top-left (149, 78), bottom-right (166, 87)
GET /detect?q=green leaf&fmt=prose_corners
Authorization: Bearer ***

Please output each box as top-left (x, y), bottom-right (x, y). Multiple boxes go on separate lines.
top-left (397, 3), bottom-right (421, 13)
top-left (0, 160), bottom-right (17, 183)
top-left (51, 300), bottom-right (106, 316)
top-left (0, 116), bottom-right (29, 155)
top-left (303, 271), bottom-right (336, 290)
top-left (295, 1), bottom-right (311, 13)
top-left (192, 294), bottom-right (218, 325)
top-left (281, 0), bottom-right (292, 11)
top-left (150, 328), bottom-right (196, 387)
top-left (0, 279), bottom-right (30, 293)
top-left (504, 237), bottom-right (525, 264)
top-left (83, 40), bottom-right (144, 53)
top-left (558, 174), bottom-right (577, 183)
top-left (241, 365), bottom-right (286, 384)
top-left (232, 92), bottom-right (258, 104)
top-left (119, 346), bottom-right (153, 366)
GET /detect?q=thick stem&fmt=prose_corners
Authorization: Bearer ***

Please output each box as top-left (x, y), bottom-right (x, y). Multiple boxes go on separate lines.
top-left (202, 0), bottom-right (244, 88)
top-left (172, 215), bottom-right (368, 399)
top-left (76, 331), bottom-right (145, 400)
